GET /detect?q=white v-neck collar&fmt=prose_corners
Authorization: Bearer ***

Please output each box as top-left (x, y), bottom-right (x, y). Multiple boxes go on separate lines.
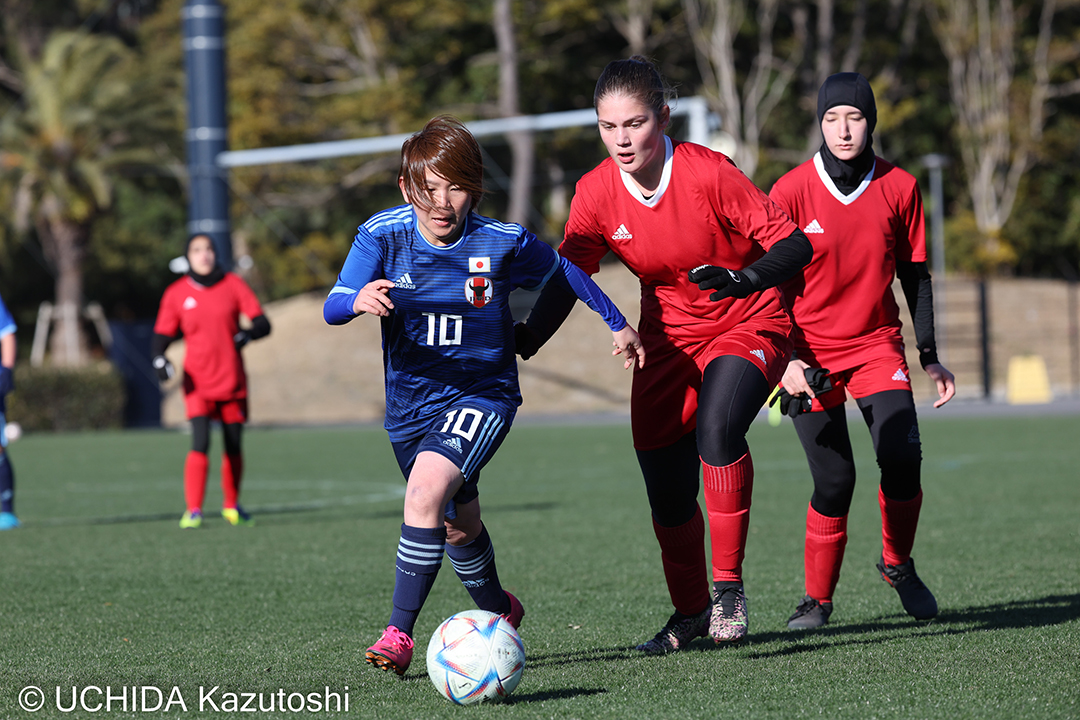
top-left (813, 152), bottom-right (875, 205)
top-left (620, 136), bottom-right (673, 207)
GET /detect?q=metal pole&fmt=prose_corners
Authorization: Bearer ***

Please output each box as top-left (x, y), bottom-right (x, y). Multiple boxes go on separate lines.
top-left (979, 279), bottom-right (992, 399)
top-left (921, 154), bottom-right (949, 363)
top-left (183, 0), bottom-right (232, 269)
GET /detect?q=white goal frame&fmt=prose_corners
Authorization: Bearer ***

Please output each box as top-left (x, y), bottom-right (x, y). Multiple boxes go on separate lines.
top-left (216, 97), bottom-right (713, 168)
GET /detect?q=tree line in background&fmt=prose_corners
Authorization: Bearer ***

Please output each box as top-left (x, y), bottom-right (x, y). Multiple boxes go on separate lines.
top-left (0, 0), bottom-right (1077, 365)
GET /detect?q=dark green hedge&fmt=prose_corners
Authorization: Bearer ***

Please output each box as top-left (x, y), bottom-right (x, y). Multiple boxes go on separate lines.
top-left (6, 363), bottom-right (125, 432)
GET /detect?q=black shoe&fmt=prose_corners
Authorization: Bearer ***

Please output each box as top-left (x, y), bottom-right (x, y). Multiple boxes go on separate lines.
top-left (635, 606), bottom-right (711, 655)
top-left (787, 595), bottom-right (833, 629)
top-left (877, 556), bottom-right (938, 620)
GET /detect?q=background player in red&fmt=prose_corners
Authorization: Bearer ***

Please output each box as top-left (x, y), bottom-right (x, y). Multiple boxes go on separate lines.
top-left (769, 72), bottom-right (956, 629)
top-left (518, 56), bottom-right (812, 650)
top-left (152, 234), bottom-right (271, 529)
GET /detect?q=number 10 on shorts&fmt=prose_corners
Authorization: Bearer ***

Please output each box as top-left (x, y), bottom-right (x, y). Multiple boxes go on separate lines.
top-left (439, 408), bottom-right (484, 441)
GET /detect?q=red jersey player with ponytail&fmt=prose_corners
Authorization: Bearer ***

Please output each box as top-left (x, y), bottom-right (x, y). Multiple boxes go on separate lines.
top-left (769, 72), bottom-right (956, 629)
top-left (152, 234), bottom-right (271, 529)
top-left (518, 56), bottom-right (812, 650)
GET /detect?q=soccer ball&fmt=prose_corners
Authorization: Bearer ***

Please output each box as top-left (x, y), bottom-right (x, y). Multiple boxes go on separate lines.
top-left (426, 609), bottom-right (525, 705)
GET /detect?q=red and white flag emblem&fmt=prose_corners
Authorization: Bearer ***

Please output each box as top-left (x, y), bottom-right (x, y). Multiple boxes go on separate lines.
top-left (469, 256), bottom-right (490, 273)
top-left (465, 277), bottom-right (493, 308)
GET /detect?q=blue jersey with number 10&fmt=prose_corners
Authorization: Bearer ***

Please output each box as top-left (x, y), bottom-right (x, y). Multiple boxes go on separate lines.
top-left (325, 205), bottom-right (625, 441)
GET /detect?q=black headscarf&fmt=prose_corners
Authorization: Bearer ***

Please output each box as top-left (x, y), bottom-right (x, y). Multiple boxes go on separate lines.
top-left (817, 72), bottom-right (877, 196)
top-left (186, 234), bottom-right (225, 287)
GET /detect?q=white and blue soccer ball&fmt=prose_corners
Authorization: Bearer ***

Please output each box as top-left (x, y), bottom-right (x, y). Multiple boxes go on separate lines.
top-left (426, 609), bottom-right (525, 705)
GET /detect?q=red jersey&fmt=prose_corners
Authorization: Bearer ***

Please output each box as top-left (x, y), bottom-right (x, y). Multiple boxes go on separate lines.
top-left (770, 154), bottom-right (927, 369)
top-left (561, 138), bottom-right (800, 344)
top-left (154, 273), bottom-right (264, 400)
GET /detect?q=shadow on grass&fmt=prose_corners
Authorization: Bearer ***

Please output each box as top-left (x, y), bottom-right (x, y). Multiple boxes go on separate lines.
top-left (743, 593), bottom-right (1080, 659)
top-left (506, 687), bottom-right (608, 703)
top-left (522, 646), bottom-right (642, 669)
top-left (27, 500), bottom-right (560, 527)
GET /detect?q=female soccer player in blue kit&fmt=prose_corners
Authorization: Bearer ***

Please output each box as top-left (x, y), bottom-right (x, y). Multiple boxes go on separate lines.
top-left (0, 293), bottom-right (18, 529)
top-left (324, 116), bottom-right (644, 677)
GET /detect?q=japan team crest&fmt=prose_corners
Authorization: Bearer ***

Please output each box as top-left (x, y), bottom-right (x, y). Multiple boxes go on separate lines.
top-left (465, 277), bottom-right (493, 308)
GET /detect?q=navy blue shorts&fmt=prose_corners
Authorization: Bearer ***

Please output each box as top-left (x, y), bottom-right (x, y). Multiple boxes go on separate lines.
top-left (391, 397), bottom-right (515, 519)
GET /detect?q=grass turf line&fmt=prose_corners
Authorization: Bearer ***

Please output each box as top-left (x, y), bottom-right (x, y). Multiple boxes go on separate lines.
top-left (0, 415), bottom-right (1077, 718)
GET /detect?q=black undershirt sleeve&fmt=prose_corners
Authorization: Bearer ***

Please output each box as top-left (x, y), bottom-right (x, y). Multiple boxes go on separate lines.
top-left (151, 332), bottom-right (178, 358)
top-left (247, 314), bottom-right (271, 340)
top-left (739, 230), bottom-right (814, 291)
top-left (896, 260), bottom-right (940, 368)
top-left (516, 280), bottom-right (578, 359)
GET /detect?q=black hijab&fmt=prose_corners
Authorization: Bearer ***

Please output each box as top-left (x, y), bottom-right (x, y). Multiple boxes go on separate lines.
top-left (186, 234), bottom-right (225, 287)
top-left (817, 72), bottom-right (877, 196)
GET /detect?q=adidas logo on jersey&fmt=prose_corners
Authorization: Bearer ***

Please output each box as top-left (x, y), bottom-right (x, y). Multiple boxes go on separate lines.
top-left (750, 349), bottom-right (766, 363)
top-left (611, 224), bottom-right (633, 240)
top-left (394, 273), bottom-right (416, 290)
top-left (442, 436), bottom-right (463, 453)
top-left (183, 296), bottom-right (198, 310)
top-left (892, 368), bottom-right (909, 382)
top-left (803, 219), bottom-right (825, 234)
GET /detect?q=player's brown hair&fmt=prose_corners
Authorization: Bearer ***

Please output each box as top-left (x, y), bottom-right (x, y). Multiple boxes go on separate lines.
top-left (399, 115), bottom-right (484, 211)
top-left (593, 55), bottom-right (675, 117)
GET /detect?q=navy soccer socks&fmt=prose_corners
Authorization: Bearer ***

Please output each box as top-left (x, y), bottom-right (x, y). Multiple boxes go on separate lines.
top-left (388, 524), bottom-right (447, 636)
top-left (445, 524), bottom-right (511, 616)
top-left (0, 452), bottom-right (13, 513)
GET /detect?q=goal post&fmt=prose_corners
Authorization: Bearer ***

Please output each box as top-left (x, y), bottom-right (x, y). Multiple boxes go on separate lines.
top-left (216, 97), bottom-right (714, 169)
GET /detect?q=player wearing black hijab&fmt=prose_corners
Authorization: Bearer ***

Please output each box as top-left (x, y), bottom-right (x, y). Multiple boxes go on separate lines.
top-left (770, 73), bottom-right (955, 629)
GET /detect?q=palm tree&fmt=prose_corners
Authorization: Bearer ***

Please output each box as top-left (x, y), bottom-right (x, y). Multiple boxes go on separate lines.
top-left (0, 30), bottom-right (177, 365)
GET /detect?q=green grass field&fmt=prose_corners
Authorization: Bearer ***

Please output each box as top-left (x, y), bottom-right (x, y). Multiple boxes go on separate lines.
top-left (1, 412), bottom-right (1078, 719)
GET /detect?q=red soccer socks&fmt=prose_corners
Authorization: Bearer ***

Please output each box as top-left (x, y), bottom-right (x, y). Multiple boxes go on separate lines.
top-left (651, 505), bottom-right (711, 616)
top-left (804, 504), bottom-right (848, 603)
top-left (879, 487), bottom-right (923, 567)
top-left (702, 452), bottom-right (753, 584)
top-left (183, 451), bottom-right (209, 511)
top-left (221, 452), bottom-right (243, 508)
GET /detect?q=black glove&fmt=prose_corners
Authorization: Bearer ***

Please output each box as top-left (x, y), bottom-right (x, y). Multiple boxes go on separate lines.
top-left (688, 265), bottom-right (759, 302)
top-left (0, 366), bottom-right (13, 396)
top-left (770, 387), bottom-right (812, 418)
top-left (804, 367), bottom-right (833, 395)
top-left (769, 367), bottom-right (833, 418)
top-left (234, 330), bottom-right (251, 349)
top-left (152, 355), bottom-right (174, 382)
top-left (514, 322), bottom-right (543, 361)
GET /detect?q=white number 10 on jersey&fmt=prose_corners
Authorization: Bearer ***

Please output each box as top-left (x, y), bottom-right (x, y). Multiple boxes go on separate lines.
top-left (423, 313), bottom-right (463, 346)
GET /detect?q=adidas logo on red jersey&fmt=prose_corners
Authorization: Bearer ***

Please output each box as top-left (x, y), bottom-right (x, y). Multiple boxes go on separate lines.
top-left (611, 224), bottom-right (633, 240)
top-left (892, 368), bottom-right (909, 382)
top-left (803, 219), bottom-right (825, 234)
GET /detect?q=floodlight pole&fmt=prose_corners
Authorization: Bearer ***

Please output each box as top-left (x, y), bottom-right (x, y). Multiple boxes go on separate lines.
top-left (183, 0), bottom-right (233, 269)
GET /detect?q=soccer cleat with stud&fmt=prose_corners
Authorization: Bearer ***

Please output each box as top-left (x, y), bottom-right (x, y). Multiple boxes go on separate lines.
top-left (222, 506), bottom-right (254, 526)
top-left (365, 625), bottom-right (414, 676)
top-left (179, 509), bottom-right (203, 529)
top-left (787, 595), bottom-right (833, 629)
top-left (710, 585), bottom-right (749, 642)
top-left (502, 591), bottom-right (525, 630)
top-left (877, 556), bottom-right (937, 620)
top-left (635, 605), bottom-right (711, 655)
top-left (0, 511), bottom-right (20, 530)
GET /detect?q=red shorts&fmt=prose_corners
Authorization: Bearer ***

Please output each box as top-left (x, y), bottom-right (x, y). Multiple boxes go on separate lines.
top-left (184, 394), bottom-right (249, 424)
top-left (810, 352), bottom-right (913, 411)
top-left (631, 319), bottom-right (792, 451)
